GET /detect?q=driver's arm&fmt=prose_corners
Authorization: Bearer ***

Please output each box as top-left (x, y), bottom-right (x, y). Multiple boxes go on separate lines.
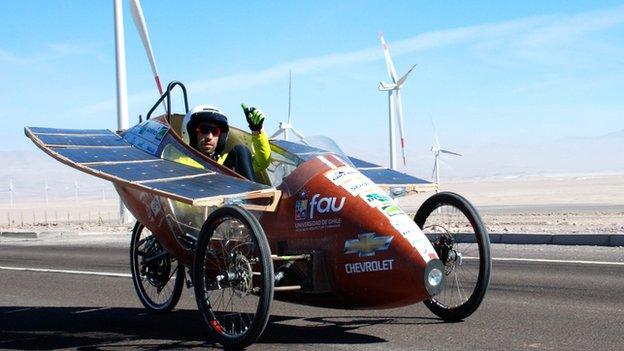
top-left (251, 130), bottom-right (271, 172)
top-left (242, 104), bottom-right (271, 173)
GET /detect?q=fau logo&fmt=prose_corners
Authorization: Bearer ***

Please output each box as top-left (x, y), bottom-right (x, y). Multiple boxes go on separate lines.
top-left (295, 194), bottom-right (346, 220)
top-left (295, 200), bottom-right (308, 221)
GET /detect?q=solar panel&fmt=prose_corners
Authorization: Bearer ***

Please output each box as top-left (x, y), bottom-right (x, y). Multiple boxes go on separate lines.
top-left (360, 168), bottom-right (431, 185)
top-left (28, 127), bottom-right (113, 135)
top-left (348, 156), bottom-right (382, 169)
top-left (53, 146), bottom-right (153, 163)
top-left (146, 173), bottom-right (271, 201)
top-left (91, 159), bottom-right (207, 182)
top-left (36, 133), bottom-right (126, 147)
top-left (25, 126), bottom-right (281, 211)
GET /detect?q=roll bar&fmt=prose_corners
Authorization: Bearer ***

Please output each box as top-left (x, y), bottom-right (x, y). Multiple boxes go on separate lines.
top-left (146, 81), bottom-right (189, 122)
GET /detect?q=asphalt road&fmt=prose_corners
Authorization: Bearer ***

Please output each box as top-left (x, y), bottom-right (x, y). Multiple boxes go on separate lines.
top-left (1, 241), bottom-right (623, 350)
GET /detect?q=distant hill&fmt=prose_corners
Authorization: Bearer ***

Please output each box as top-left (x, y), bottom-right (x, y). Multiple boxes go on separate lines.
top-left (1, 149), bottom-right (115, 203)
top-left (3, 128), bottom-right (623, 203)
top-left (603, 129), bottom-right (624, 139)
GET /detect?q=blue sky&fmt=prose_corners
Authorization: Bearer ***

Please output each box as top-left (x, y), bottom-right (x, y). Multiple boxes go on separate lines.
top-left (2, 1), bottom-right (623, 172)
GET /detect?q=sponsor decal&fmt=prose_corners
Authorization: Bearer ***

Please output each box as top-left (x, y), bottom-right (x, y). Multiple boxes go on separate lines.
top-left (381, 204), bottom-right (404, 217)
top-left (294, 193), bottom-right (345, 232)
top-left (295, 194), bottom-right (345, 220)
top-left (295, 200), bottom-right (308, 221)
top-left (124, 120), bottom-right (169, 156)
top-left (390, 215), bottom-right (437, 263)
top-left (294, 217), bottom-right (342, 232)
top-left (155, 126), bottom-right (168, 141)
top-left (345, 259), bottom-right (394, 274)
top-left (362, 191), bottom-right (393, 208)
top-left (342, 177), bottom-right (373, 196)
top-left (324, 166), bottom-right (359, 185)
top-left (150, 197), bottom-right (162, 217)
top-left (344, 233), bottom-right (393, 257)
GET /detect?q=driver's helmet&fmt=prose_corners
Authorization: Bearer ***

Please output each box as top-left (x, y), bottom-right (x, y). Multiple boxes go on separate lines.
top-left (181, 105), bottom-right (230, 157)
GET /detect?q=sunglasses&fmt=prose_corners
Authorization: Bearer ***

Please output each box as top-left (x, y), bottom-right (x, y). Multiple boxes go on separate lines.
top-left (196, 124), bottom-right (221, 137)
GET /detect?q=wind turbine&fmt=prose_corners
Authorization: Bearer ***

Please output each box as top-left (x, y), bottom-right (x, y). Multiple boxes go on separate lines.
top-left (430, 120), bottom-right (462, 188)
top-left (270, 70), bottom-right (308, 145)
top-left (378, 33), bottom-right (417, 170)
top-left (130, 0), bottom-right (167, 112)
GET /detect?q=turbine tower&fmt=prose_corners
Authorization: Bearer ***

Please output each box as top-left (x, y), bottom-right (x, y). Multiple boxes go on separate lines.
top-left (430, 122), bottom-right (462, 188)
top-left (378, 33), bottom-right (417, 170)
top-left (270, 70), bottom-right (308, 144)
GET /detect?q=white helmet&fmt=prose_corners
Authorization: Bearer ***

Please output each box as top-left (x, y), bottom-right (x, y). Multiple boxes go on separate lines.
top-left (182, 105), bottom-right (231, 158)
top-left (181, 105), bottom-right (229, 144)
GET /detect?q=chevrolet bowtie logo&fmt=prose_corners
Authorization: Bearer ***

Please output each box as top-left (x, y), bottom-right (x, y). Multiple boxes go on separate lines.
top-left (344, 233), bottom-right (393, 257)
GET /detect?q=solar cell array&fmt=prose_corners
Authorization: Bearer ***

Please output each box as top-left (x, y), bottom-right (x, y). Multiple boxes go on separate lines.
top-left (53, 146), bottom-right (153, 164)
top-left (25, 126), bottom-right (277, 207)
top-left (91, 159), bottom-right (206, 182)
top-left (37, 133), bottom-right (127, 147)
top-left (348, 156), bottom-right (380, 169)
top-left (271, 139), bottom-right (433, 189)
top-left (28, 127), bottom-right (113, 135)
top-left (360, 168), bottom-right (430, 185)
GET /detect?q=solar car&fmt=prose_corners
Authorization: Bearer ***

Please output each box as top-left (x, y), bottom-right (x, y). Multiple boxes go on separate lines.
top-left (25, 81), bottom-right (491, 349)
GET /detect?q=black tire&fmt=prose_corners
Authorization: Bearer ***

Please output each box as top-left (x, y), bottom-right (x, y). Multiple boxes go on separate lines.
top-left (193, 206), bottom-right (274, 349)
top-left (130, 221), bottom-right (185, 313)
top-left (415, 192), bottom-right (491, 321)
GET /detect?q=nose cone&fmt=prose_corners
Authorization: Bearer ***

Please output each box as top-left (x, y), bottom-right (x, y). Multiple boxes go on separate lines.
top-left (316, 166), bottom-right (441, 307)
top-left (268, 154), bottom-right (442, 309)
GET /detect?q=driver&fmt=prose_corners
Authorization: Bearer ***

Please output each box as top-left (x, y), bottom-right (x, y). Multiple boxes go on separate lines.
top-left (179, 104), bottom-right (271, 182)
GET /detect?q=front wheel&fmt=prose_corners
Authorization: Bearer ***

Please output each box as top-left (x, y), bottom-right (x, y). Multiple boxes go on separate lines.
top-left (415, 192), bottom-right (491, 321)
top-left (193, 206), bottom-right (274, 349)
top-left (130, 221), bottom-right (185, 313)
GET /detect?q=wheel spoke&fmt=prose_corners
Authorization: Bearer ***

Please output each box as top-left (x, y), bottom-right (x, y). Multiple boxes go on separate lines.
top-left (417, 193), bottom-right (491, 320)
top-left (131, 222), bottom-right (183, 313)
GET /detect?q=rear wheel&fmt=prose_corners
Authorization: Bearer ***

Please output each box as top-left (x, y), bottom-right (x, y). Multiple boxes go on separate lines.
top-left (130, 221), bottom-right (185, 312)
top-left (193, 206), bottom-right (274, 349)
top-left (415, 192), bottom-right (491, 321)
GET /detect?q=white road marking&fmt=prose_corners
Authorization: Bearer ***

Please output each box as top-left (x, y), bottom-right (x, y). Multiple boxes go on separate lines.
top-left (72, 307), bottom-right (112, 314)
top-left (490, 257), bottom-right (624, 266)
top-left (1, 257), bottom-right (622, 279)
top-left (4, 307), bottom-right (34, 314)
top-left (0, 266), bottom-right (131, 278)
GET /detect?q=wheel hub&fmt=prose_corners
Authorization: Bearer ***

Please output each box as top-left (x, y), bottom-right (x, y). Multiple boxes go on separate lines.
top-left (141, 238), bottom-right (172, 290)
top-left (431, 233), bottom-right (463, 275)
top-left (230, 253), bottom-right (253, 296)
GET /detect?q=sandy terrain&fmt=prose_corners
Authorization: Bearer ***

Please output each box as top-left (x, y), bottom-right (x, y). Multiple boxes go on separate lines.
top-left (399, 174), bottom-right (624, 234)
top-left (1, 174), bottom-right (623, 234)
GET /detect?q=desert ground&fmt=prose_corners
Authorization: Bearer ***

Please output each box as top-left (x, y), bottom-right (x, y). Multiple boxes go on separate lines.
top-left (1, 174), bottom-right (623, 234)
top-left (400, 174), bottom-right (624, 234)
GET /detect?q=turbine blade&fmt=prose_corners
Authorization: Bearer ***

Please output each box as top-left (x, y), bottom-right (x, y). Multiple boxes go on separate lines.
top-left (379, 34), bottom-right (398, 83)
top-left (130, 0), bottom-right (161, 94)
top-left (290, 127), bottom-right (307, 141)
top-left (269, 128), bottom-right (284, 139)
top-left (396, 63), bottom-right (417, 87)
top-left (430, 116), bottom-right (440, 148)
top-left (440, 149), bottom-right (462, 156)
top-left (394, 91), bottom-right (407, 166)
top-left (130, 0), bottom-right (166, 113)
top-left (432, 157), bottom-right (437, 179)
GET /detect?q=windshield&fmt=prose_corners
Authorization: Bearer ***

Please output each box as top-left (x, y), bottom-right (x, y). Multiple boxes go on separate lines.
top-left (305, 135), bottom-right (355, 167)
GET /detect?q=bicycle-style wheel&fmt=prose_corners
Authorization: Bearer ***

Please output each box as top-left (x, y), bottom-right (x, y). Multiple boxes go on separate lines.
top-left (415, 192), bottom-right (491, 321)
top-left (130, 221), bottom-right (185, 312)
top-left (193, 206), bottom-right (274, 349)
